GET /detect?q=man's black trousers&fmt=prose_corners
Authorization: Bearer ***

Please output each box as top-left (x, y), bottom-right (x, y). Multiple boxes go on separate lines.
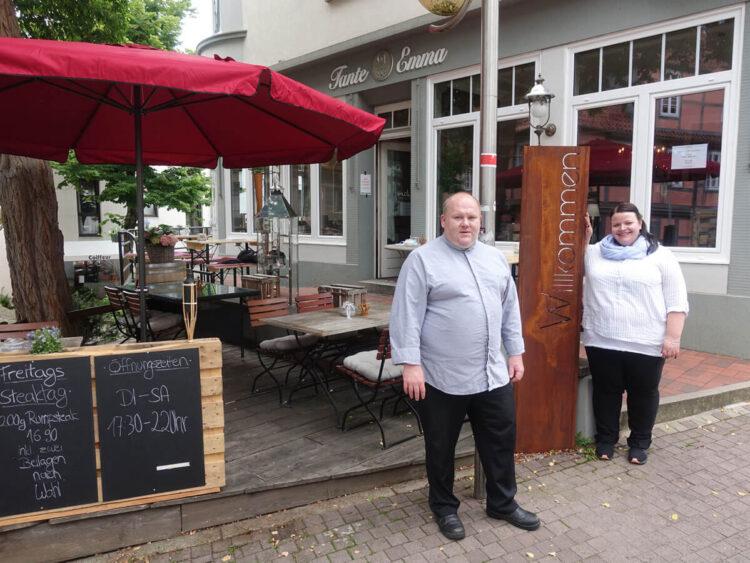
top-left (585, 346), bottom-right (665, 450)
top-left (417, 382), bottom-right (518, 517)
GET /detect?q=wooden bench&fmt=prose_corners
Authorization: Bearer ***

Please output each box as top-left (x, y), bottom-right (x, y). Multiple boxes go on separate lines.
top-left (206, 261), bottom-right (254, 285)
top-left (0, 321), bottom-right (60, 340)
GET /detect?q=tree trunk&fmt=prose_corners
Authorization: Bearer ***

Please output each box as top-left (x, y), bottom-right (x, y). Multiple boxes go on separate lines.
top-left (0, 0), bottom-right (73, 333)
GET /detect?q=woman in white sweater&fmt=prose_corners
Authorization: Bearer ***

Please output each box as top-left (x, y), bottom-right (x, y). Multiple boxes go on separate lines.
top-left (583, 202), bottom-right (688, 465)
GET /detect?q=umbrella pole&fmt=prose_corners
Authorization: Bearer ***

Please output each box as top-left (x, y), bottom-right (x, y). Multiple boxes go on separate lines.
top-left (134, 85), bottom-right (148, 342)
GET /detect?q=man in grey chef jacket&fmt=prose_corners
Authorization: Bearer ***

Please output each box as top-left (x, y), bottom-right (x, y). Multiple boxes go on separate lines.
top-left (390, 191), bottom-right (540, 541)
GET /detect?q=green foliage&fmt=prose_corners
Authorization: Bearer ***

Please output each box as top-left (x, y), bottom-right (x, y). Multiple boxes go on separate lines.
top-left (575, 432), bottom-right (596, 462)
top-left (71, 287), bottom-right (119, 345)
top-left (29, 327), bottom-right (64, 354)
top-left (53, 155), bottom-right (211, 230)
top-left (15, 0), bottom-right (192, 50)
top-left (0, 288), bottom-right (13, 310)
top-left (126, 0), bottom-right (193, 51)
top-left (15, 0), bottom-right (130, 43)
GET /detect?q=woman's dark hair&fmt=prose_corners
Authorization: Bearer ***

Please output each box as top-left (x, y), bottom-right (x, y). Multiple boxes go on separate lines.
top-left (609, 202), bottom-right (659, 254)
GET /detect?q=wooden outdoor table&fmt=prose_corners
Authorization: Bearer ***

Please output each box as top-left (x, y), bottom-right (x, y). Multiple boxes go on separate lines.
top-left (262, 303), bottom-right (390, 337)
top-left (262, 303), bottom-right (390, 423)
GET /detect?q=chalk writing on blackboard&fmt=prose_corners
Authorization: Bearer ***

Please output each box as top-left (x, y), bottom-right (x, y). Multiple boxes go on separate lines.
top-left (0, 357), bottom-right (98, 517)
top-left (95, 349), bottom-right (205, 501)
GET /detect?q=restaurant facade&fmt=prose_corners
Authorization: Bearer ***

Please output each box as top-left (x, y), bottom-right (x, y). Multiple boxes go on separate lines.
top-left (198, 0), bottom-right (750, 358)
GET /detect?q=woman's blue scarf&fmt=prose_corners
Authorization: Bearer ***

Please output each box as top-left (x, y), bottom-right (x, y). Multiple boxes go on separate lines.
top-left (600, 234), bottom-right (648, 261)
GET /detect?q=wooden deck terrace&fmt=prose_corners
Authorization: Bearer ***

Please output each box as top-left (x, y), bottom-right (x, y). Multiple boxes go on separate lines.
top-left (0, 341), bottom-right (475, 562)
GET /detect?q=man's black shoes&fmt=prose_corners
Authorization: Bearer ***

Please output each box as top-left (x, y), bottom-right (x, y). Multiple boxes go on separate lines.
top-left (436, 513), bottom-right (465, 540)
top-left (487, 506), bottom-right (541, 531)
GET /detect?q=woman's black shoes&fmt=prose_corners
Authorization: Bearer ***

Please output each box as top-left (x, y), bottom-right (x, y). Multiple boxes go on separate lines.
top-left (436, 513), bottom-right (465, 540)
top-left (486, 506), bottom-right (541, 531)
top-left (596, 443), bottom-right (615, 461)
top-left (628, 447), bottom-right (648, 465)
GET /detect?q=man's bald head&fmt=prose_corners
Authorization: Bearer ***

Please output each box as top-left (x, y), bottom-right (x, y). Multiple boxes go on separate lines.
top-left (440, 191), bottom-right (481, 248)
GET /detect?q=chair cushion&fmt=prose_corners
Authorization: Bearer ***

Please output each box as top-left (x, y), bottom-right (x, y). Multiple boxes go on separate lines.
top-left (342, 350), bottom-right (403, 382)
top-left (259, 333), bottom-right (319, 352)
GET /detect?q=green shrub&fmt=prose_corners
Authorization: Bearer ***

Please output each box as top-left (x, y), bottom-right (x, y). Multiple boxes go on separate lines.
top-left (30, 327), bottom-right (64, 354)
top-left (0, 288), bottom-right (13, 309)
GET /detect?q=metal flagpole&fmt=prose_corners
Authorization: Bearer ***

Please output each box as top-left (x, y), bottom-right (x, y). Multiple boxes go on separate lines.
top-left (134, 85), bottom-right (148, 342)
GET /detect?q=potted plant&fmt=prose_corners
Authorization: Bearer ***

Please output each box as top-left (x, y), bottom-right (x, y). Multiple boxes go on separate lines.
top-left (144, 224), bottom-right (180, 263)
top-left (29, 327), bottom-right (64, 354)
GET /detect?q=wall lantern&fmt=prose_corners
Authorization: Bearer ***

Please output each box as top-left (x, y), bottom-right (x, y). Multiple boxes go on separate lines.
top-left (524, 74), bottom-right (557, 145)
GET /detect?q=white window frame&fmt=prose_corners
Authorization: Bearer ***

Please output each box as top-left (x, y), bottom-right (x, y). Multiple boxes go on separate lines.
top-left (225, 164), bottom-right (347, 245)
top-left (568, 5), bottom-right (743, 264)
top-left (659, 96), bottom-right (681, 117)
top-left (426, 56), bottom-right (538, 240)
top-left (281, 162), bottom-right (347, 245)
top-left (376, 100), bottom-right (412, 138)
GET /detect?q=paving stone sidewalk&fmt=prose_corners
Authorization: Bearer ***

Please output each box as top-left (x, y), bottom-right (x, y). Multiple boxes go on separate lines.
top-left (80, 402), bottom-right (750, 563)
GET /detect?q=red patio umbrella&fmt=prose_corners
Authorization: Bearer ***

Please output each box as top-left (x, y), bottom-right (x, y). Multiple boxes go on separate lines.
top-left (0, 38), bottom-right (385, 339)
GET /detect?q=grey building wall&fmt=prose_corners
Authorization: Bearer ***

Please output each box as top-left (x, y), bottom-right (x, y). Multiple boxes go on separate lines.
top-left (295, 94), bottom-right (377, 288)
top-left (410, 78), bottom-right (428, 240)
top-left (728, 4), bottom-right (750, 296)
top-left (498, 0), bottom-right (740, 58)
top-left (681, 293), bottom-right (750, 359)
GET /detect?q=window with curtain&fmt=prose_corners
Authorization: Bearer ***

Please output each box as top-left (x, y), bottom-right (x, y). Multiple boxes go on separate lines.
top-left (230, 169), bottom-right (246, 232)
top-left (319, 160), bottom-right (343, 236)
top-left (289, 164), bottom-right (312, 235)
top-left (77, 180), bottom-right (101, 236)
top-left (436, 125), bottom-right (473, 231)
top-left (495, 117), bottom-right (529, 242)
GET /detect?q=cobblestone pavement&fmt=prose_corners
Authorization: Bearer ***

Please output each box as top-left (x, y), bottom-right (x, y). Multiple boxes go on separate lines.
top-left (81, 402), bottom-right (750, 563)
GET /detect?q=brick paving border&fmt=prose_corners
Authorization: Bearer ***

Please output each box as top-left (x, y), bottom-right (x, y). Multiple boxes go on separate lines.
top-left (78, 402), bottom-right (750, 563)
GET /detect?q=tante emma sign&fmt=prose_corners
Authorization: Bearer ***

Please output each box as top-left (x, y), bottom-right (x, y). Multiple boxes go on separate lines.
top-left (328, 46), bottom-right (449, 90)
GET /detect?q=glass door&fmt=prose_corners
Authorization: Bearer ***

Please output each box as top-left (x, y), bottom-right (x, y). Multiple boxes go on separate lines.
top-left (378, 141), bottom-right (411, 278)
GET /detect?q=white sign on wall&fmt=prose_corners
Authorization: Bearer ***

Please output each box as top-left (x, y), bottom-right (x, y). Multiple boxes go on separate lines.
top-left (359, 173), bottom-right (372, 196)
top-left (671, 144), bottom-right (708, 170)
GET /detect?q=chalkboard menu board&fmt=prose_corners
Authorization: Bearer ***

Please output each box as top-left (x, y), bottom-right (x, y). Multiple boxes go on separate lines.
top-left (95, 348), bottom-right (205, 501)
top-left (0, 357), bottom-right (97, 517)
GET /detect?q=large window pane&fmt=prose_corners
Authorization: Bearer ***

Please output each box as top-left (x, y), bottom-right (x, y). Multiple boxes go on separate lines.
top-left (77, 181), bottom-right (100, 236)
top-left (602, 42), bottom-right (629, 91)
top-left (514, 63), bottom-right (536, 105)
top-left (700, 19), bottom-right (733, 74)
top-left (434, 80), bottom-right (451, 117)
top-left (574, 48), bottom-right (599, 95)
top-left (386, 149), bottom-right (411, 244)
top-left (289, 164), bottom-right (311, 235)
top-left (495, 118), bottom-right (529, 242)
top-left (230, 169), bottom-right (246, 232)
top-left (497, 67), bottom-right (513, 107)
top-left (650, 90), bottom-right (723, 248)
top-left (393, 108), bottom-right (409, 128)
top-left (577, 103), bottom-right (635, 242)
top-left (319, 160), bottom-right (343, 236)
top-left (471, 74), bottom-right (481, 112)
top-left (665, 27), bottom-right (697, 79)
top-left (452, 77), bottom-right (471, 115)
top-left (632, 34), bottom-right (662, 85)
top-left (436, 126), bottom-right (473, 230)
